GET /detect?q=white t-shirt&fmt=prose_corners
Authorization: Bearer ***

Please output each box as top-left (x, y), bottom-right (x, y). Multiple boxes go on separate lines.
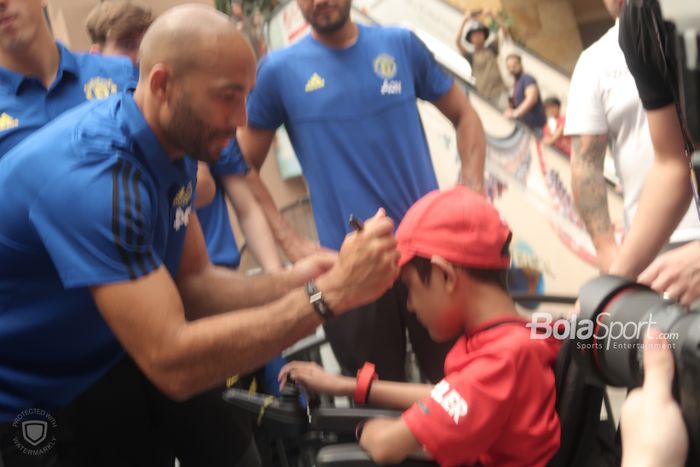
top-left (565, 22), bottom-right (700, 243)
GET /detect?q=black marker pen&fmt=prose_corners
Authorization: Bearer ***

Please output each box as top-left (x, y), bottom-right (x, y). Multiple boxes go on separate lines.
top-left (348, 214), bottom-right (364, 232)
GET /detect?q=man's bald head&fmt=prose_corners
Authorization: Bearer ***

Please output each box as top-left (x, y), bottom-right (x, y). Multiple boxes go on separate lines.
top-left (138, 3), bottom-right (254, 79)
top-left (133, 4), bottom-right (256, 163)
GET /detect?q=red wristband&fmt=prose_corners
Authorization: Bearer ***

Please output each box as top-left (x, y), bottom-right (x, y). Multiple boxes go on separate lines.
top-left (354, 362), bottom-right (378, 405)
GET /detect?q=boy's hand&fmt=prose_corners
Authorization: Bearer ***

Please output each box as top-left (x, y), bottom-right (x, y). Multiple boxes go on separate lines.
top-left (278, 361), bottom-right (353, 396)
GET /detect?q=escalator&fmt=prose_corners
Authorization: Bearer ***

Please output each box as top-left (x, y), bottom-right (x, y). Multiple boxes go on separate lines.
top-left (263, 0), bottom-right (624, 301)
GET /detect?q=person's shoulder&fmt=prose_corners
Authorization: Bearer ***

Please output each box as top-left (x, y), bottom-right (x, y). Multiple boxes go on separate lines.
top-left (13, 98), bottom-right (110, 156)
top-left (255, 39), bottom-right (307, 80)
top-left (76, 51), bottom-right (131, 68)
top-left (479, 322), bottom-right (557, 358)
top-left (70, 49), bottom-right (136, 88)
top-left (5, 100), bottom-right (146, 204)
top-left (264, 34), bottom-right (317, 63)
top-left (47, 97), bottom-right (146, 177)
top-left (369, 24), bottom-right (413, 38)
top-left (49, 125), bottom-right (153, 214)
top-left (570, 30), bottom-right (619, 88)
top-left (578, 24), bottom-right (619, 66)
top-left (76, 100), bottom-right (154, 177)
top-left (366, 24), bottom-right (422, 48)
top-left (496, 326), bottom-right (560, 368)
top-left (521, 73), bottom-right (538, 85)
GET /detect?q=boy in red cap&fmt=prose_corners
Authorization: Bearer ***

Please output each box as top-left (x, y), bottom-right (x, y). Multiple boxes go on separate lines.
top-left (280, 186), bottom-right (560, 466)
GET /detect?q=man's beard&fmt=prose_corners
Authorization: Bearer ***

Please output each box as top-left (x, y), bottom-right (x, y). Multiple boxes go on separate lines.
top-left (306, 3), bottom-right (351, 35)
top-left (164, 95), bottom-right (231, 163)
top-left (0, 27), bottom-right (35, 54)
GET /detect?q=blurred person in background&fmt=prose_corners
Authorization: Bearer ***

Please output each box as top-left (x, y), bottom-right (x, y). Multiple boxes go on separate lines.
top-left (503, 53), bottom-right (546, 136)
top-left (542, 96), bottom-right (571, 157)
top-left (238, 0), bottom-right (487, 384)
top-left (86, 0), bottom-right (153, 65)
top-left (455, 9), bottom-right (509, 109)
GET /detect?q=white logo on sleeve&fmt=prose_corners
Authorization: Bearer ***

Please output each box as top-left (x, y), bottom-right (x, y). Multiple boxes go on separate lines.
top-left (430, 381), bottom-right (468, 424)
top-left (174, 206), bottom-right (191, 231)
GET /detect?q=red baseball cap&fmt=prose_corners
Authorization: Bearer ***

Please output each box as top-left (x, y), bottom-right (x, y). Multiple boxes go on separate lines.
top-left (396, 186), bottom-right (511, 269)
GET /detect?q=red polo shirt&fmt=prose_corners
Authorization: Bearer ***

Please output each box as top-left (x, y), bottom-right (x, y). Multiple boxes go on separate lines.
top-left (402, 317), bottom-right (560, 466)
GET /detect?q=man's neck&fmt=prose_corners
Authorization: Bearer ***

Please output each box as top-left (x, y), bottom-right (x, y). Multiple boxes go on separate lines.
top-left (311, 21), bottom-right (359, 49)
top-left (0, 26), bottom-right (59, 88)
top-left (133, 86), bottom-right (186, 162)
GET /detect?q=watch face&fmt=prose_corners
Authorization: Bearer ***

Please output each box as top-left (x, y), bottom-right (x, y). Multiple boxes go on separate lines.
top-left (309, 291), bottom-right (323, 303)
top-left (305, 281), bottom-right (331, 319)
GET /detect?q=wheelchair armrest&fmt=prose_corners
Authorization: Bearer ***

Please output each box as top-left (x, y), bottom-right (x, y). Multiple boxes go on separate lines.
top-left (282, 333), bottom-right (327, 360)
top-left (222, 388), bottom-right (307, 438)
top-left (316, 443), bottom-right (436, 467)
top-left (311, 407), bottom-right (403, 433)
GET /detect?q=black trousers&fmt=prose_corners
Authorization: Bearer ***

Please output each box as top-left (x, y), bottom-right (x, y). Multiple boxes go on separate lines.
top-left (0, 356), bottom-right (256, 467)
top-left (323, 282), bottom-right (455, 383)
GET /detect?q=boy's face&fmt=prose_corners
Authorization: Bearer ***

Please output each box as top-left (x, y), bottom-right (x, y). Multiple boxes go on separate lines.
top-left (401, 264), bottom-right (460, 342)
top-left (544, 104), bottom-right (560, 119)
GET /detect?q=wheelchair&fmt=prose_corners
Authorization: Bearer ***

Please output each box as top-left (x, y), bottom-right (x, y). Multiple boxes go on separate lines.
top-left (224, 294), bottom-right (621, 467)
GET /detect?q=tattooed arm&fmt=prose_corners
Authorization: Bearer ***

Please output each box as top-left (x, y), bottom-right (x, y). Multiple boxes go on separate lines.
top-left (571, 134), bottom-right (617, 273)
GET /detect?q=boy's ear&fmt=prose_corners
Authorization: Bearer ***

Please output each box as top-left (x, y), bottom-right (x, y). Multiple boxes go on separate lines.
top-left (430, 255), bottom-right (457, 293)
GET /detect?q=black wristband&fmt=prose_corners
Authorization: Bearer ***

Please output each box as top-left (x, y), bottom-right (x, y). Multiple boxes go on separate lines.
top-left (305, 280), bottom-right (333, 321)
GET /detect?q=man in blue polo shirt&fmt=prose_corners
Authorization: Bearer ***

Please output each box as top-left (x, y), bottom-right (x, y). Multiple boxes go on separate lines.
top-left (0, 2), bottom-right (228, 465)
top-left (0, 5), bottom-right (400, 466)
top-left (199, 141), bottom-right (283, 271)
top-left (0, 0), bottom-right (136, 157)
top-left (237, 0), bottom-right (486, 383)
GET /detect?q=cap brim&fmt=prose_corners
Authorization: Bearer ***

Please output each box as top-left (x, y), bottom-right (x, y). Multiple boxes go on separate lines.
top-left (397, 247), bottom-right (415, 268)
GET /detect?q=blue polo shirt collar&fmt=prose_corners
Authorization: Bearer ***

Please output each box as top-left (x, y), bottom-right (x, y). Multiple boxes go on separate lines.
top-left (53, 42), bottom-right (80, 90)
top-left (0, 42), bottom-right (80, 95)
top-left (119, 92), bottom-right (189, 183)
top-left (0, 63), bottom-right (23, 94)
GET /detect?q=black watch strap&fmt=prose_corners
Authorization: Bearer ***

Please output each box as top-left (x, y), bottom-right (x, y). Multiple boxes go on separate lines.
top-left (305, 280), bottom-right (333, 321)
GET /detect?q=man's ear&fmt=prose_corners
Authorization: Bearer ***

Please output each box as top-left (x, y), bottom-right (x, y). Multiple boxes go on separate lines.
top-left (149, 64), bottom-right (172, 102)
top-left (431, 255), bottom-right (457, 293)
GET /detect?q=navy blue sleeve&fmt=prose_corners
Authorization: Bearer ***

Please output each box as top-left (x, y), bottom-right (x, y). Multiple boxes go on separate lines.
top-left (520, 74), bottom-right (537, 88)
top-left (210, 138), bottom-right (249, 177)
top-left (29, 159), bottom-right (162, 289)
top-left (406, 30), bottom-right (453, 102)
top-left (618, 0), bottom-right (676, 110)
top-left (246, 55), bottom-right (287, 130)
